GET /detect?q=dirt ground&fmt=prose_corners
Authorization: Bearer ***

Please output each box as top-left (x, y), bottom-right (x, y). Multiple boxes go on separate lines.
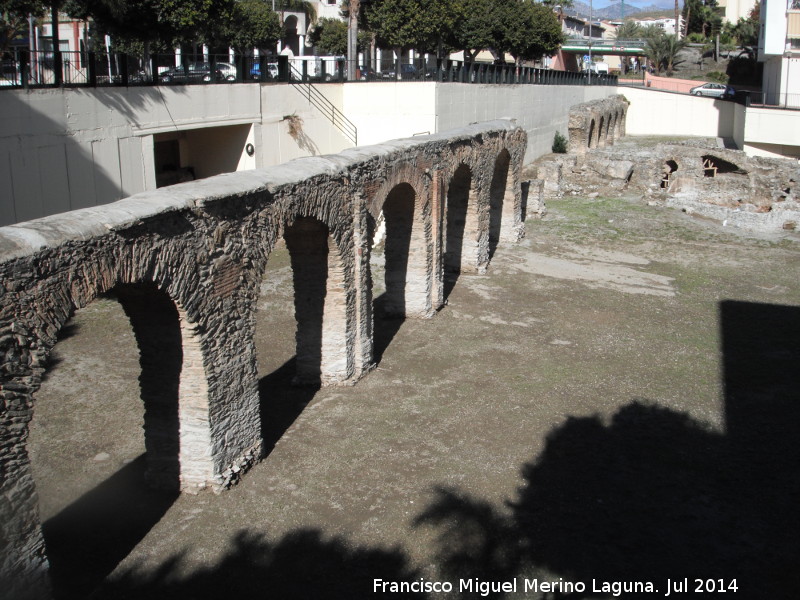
top-left (28, 173), bottom-right (800, 599)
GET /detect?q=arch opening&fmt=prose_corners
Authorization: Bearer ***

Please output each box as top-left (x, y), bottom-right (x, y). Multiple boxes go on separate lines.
top-left (662, 160), bottom-right (679, 189)
top-left (26, 282), bottom-right (214, 597)
top-left (444, 164), bottom-right (479, 298)
top-left (588, 119), bottom-right (596, 149)
top-left (255, 216), bottom-right (349, 455)
top-left (488, 150), bottom-right (513, 263)
top-left (284, 216), bottom-right (350, 386)
top-left (701, 155), bottom-right (747, 177)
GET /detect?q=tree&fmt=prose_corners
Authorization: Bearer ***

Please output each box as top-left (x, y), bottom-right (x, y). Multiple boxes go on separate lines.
top-left (1, 0), bottom-right (46, 52)
top-left (308, 17), bottom-right (347, 55)
top-left (451, 0), bottom-right (501, 62)
top-left (503, 1), bottom-right (563, 64)
top-left (224, 0), bottom-right (281, 53)
top-left (682, 0), bottom-right (722, 38)
top-left (644, 32), bottom-right (687, 75)
top-left (366, 0), bottom-right (459, 55)
top-left (450, 0), bottom-right (561, 64)
top-left (725, 7), bottom-right (759, 50)
top-left (64, 0), bottom-right (225, 50)
top-left (614, 20), bottom-right (643, 41)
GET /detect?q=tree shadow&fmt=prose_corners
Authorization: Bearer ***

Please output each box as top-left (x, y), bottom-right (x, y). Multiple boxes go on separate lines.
top-left (259, 357), bottom-right (321, 458)
top-left (416, 300), bottom-right (800, 598)
top-left (42, 456), bottom-right (178, 600)
top-left (91, 528), bottom-right (425, 600)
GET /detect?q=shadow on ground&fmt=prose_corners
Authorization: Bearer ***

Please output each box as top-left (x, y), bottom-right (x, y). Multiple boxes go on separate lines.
top-left (43, 457), bottom-right (178, 600)
top-left (415, 300), bottom-right (800, 598)
top-left (50, 301), bottom-right (800, 599)
top-left (93, 529), bottom-right (423, 600)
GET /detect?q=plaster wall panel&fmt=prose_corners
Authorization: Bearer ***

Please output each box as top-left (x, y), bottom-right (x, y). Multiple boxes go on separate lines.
top-left (65, 141), bottom-right (98, 210)
top-left (118, 137), bottom-right (147, 198)
top-left (0, 152), bottom-right (15, 225)
top-left (9, 149), bottom-right (42, 223)
top-left (38, 145), bottom-right (71, 217)
top-left (91, 138), bottom-right (122, 204)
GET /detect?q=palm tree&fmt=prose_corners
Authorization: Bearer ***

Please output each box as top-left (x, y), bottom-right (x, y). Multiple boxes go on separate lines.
top-left (644, 33), bottom-right (688, 75)
top-left (614, 20), bottom-right (642, 40)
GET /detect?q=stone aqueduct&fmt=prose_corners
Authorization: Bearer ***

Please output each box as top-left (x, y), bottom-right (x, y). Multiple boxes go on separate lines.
top-left (0, 97), bottom-right (628, 598)
top-left (568, 95), bottom-right (630, 154)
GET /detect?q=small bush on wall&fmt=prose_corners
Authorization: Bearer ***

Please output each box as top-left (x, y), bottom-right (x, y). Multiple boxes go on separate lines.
top-left (552, 131), bottom-right (568, 154)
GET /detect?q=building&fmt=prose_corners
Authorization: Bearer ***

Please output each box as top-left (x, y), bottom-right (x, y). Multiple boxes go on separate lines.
top-left (717, 0), bottom-right (759, 23)
top-left (758, 0), bottom-right (800, 108)
top-left (632, 16), bottom-right (684, 36)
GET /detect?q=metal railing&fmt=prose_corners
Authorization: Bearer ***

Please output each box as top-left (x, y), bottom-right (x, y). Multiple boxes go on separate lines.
top-left (288, 64), bottom-right (357, 145)
top-left (745, 91), bottom-right (800, 110)
top-left (0, 51), bottom-right (619, 89)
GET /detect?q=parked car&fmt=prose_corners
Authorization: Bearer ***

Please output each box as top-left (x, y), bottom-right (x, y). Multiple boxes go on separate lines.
top-left (382, 64), bottom-right (419, 80)
top-left (250, 62), bottom-right (279, 80)
top-left (159, 63), bottom-right (223, 83)
top-left (690, 82), bottom-right (735, 99)
top-left (358, 66), bottom-right (379, 81)
top-left (216, 62), bottom-right (237, 81)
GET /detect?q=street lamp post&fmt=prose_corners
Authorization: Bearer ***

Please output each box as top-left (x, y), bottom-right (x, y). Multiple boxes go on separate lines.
top-left (588, 0), bottom-right (593, 84)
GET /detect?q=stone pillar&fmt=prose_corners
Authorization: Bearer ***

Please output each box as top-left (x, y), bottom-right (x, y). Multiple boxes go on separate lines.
top-left (352, 198), bottom-right (375, 378)
top-left (430, 169), bottom-right (444, 311)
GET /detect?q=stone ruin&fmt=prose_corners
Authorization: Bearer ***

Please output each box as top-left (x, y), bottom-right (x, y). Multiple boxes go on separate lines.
top-left (536, 103), bottom-right (800, 233)
top-left (0, 120), bottom-right (536, 600)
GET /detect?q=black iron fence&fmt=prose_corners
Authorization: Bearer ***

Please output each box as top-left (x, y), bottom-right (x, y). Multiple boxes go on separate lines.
top-left (1, 51), bottom-right (620, 89)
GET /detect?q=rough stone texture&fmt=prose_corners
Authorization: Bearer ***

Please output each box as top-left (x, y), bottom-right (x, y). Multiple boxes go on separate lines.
top-left (567, 95), bottom-right (630, 155)
top-left (0, 120), bottom-right (527, 600)
top-left (542, 136), bottom-right (800, 233)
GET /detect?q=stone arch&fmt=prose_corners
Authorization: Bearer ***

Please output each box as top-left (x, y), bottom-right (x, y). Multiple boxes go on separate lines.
top-left (487, 149), bottom-right (516, 265)
top-left (588, 118), bottom-right (596, 149)
top-left (284, 216), bottom-right (352, 386)
top-left (380, 183), bottom-right (430, 318)
top-left (445, 163), bottom-right (481, 278)
top-left (29, 276), bottom-right (216, 492)
top-left (2, 270), bottom-right (217, 598)
top-left (367, 164), bottom-right (434, 319)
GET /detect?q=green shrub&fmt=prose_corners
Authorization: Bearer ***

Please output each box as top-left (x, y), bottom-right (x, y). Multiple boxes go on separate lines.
top-left (687, 32), bottom-right (706, 43)
top-left (552, 131), bottom-right (568, 154)
top-left (706, 71), bottom-right (729, 83)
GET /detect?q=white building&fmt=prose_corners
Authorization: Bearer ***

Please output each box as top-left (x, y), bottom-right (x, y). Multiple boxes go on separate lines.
top-left (758, 0), bottom-right (800, 108)
top-left (717, 0), bottom-right (758, 23)
top-left (632, 16), bottom-right (684, 37)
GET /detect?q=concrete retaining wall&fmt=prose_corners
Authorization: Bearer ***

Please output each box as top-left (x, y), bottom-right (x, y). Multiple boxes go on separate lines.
top-left (0, 82), bottom-right (618, 226)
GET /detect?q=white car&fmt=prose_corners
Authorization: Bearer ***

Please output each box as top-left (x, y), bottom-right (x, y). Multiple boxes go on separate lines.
top-left (216, 62), bottom-right (237, 81)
